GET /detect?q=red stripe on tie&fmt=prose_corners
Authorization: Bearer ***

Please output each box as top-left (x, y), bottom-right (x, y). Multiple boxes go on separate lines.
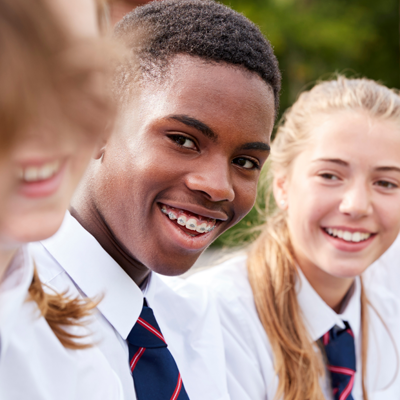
top-left (346, 329), bottom-right (354, 338)
top-left (130, 347), bottom-right (145, 372)
top-left (137, 317), bottom-right (166, 343)
top-left (339, 374), bottom-right (355, 400)
top-left (323, 332), bottom-right (330, 346)
top-left (170, 374), bottom-right (183, 400)
top-left (327, 365), bottom-right (355, 376)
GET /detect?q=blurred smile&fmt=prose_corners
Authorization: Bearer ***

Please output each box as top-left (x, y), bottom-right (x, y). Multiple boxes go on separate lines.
top-left (17, 158), bottom-right (66, 198)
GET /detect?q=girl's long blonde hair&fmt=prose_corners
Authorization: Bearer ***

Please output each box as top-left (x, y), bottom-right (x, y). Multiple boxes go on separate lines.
top-left (247, 76), bottom-right (400, 400)
top-left (0, 0), bottom-right (115, 349)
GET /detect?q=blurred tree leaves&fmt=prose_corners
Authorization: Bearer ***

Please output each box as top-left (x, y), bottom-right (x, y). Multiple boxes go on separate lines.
top-left (213, 0), bottom-right (399, 247)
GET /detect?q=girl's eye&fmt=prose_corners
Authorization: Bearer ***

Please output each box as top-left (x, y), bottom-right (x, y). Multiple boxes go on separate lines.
top-left (376, 180), bottom-right (398, 189)
top-left (320, 173), bottom-right (339, 180)
top-left (168, 134), bottom-right (197, 150)
top-left (233, 157), bottom-right (259, 170)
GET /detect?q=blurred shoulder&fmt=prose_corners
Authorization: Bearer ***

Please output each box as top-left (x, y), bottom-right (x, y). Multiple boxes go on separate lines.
top-left (188, 253), bottom-right (252, 301)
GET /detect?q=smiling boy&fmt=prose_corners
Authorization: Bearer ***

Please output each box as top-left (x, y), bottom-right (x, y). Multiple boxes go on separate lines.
top-left (30, 1), bottom-right (280, 399)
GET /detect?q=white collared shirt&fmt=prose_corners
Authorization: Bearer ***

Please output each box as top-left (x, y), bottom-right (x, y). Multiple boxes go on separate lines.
top-left (190, 255), bottom-right (400, 400)
top-left (364, 232), bottom-right (400, 296)
top-left (30, 211), bottom-right (229, 400)
top-left (0, 246), bottom-right (124, 400)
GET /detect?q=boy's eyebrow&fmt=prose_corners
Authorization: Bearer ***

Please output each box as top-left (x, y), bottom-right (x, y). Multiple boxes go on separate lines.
top-left (238, 142), bottom-right (270, 152)
top-left (167, 114), bottom-right (218, 142)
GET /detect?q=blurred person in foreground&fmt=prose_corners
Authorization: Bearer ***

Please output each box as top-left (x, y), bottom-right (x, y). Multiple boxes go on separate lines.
top-left (31, 0), bottom-right (281, 399)
top-left (191, 77), bottom-right (400, 399)
top-left (0, 0), bottom-right (124, 399)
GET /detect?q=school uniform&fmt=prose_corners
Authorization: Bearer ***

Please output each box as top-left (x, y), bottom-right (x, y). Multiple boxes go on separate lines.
top-left (190, 255), bottom-right (400, 400)
top-left (363, 232), bottom-right (400, 296)
top-left (29, 211), bottom-right (229, 400)
top-left (0, 246), bottom-right (124, 400)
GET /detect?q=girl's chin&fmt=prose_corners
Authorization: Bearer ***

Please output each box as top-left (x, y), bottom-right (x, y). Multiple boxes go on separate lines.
top-left (1, 213), bottom-right (65, 244)
top-left (322, 263), bottom-right (369, 279)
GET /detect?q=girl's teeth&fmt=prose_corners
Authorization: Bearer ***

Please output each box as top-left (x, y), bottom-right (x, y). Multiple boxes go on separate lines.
top-left (21, 161), bottom-right (60, 182)
top-left (325, 228), bottom-right (371, 242)
top-left (352, 232), bottom-right (361, 242)
top-left (177, 216), bottom-right (187, 226)
top-left (343, 231), bottom-right (352, 241)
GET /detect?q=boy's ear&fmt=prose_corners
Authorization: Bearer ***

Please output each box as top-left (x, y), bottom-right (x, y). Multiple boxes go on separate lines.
top-left (93, 138), bottom-right (107, 160)
top-left (93, 122), bottom-right (113, 160)
top-left (273, 174), bottom-right (289, 210)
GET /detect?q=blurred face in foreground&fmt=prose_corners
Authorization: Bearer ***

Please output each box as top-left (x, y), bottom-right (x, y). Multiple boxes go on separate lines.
top-left (274, 111), bottom-right (400, 306)
top-left (0, 0), bottom-right (104, 249)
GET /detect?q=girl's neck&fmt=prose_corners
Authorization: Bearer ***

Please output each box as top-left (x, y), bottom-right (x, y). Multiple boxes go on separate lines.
top-left (298, 260), bottom-right (355, 313)
top-left (0, 247), bottom-right (18, 284)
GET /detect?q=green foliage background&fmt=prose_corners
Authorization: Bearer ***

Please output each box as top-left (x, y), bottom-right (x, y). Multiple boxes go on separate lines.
top-left (214, 0), bottom-right (400, 247)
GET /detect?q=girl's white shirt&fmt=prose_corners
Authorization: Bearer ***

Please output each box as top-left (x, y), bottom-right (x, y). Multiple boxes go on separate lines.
top-left (0, 246), bottom-right (124, 400)
top-left (190, 255), bottom-right (400, 400)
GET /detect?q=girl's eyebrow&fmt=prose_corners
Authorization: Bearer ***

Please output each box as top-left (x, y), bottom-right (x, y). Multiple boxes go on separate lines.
top-left (375, 166), bottom-right (400, 173)
top-left (313, 158), bottom-right (348, 166)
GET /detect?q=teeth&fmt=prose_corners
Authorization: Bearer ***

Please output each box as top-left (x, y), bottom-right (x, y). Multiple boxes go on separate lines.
top-left (160, 204), bottom-right (218, 234)
top-left (196, 223), bottom-right (207, 233)
top-left (186, 218), bottom-right (197, 231)
top-left (177, 215), bottom-right (187, 226)
top-left (21, 161), bottom-right (60, 182)
top-left (325, 228), bottom-right (371, 242)
top-left (352, 232), bottom-right (361, 242)
top-left (343, 231), bottom-right (352, 241)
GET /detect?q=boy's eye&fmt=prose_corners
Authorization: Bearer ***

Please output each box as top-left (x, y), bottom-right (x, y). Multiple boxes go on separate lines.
top-left (168, 134), bottom-right (197, 150)
top-left (233, 157), bottom-right (259, 170)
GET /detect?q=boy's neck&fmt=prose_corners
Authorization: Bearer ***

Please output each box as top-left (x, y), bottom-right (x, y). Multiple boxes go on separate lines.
top-left (70, 194), bottom-right (151, 287)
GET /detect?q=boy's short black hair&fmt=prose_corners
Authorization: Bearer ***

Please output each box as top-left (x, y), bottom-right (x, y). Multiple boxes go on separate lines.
top-left (114, 0), bottom-right (281, 114)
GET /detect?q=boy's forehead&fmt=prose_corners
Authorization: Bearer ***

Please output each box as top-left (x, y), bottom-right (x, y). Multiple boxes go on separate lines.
top-left (132, 55), bottom-right (274, 117)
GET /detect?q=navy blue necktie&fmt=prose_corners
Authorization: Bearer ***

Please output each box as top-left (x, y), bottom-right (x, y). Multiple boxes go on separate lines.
top-left (321, 322), bottom-right (356, 400)
top-left (127, 301), bottom-right (190, 400)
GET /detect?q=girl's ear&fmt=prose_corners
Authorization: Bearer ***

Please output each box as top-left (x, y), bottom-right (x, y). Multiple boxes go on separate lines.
top-left (273, 174), bottom-right (289, 210)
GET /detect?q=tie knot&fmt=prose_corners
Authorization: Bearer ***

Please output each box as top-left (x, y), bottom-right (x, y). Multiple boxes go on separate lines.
top-left (127, 304), bottom-right (167, 348)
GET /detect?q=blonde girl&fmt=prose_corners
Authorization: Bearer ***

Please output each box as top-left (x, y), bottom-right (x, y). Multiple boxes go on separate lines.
top-left (193, 76), bottom-right (400, 399)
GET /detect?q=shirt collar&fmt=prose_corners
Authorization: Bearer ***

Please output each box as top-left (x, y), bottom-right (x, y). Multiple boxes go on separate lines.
top-left (0, 246), bottom-right (33, 354)
top-left (41, 211), bottom-right (143, 339)
top-left (296, 267), bottom-right (361, 343)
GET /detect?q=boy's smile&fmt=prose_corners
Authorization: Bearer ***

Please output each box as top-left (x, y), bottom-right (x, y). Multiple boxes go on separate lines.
top-left (77, 55), bottom-right (275, 282)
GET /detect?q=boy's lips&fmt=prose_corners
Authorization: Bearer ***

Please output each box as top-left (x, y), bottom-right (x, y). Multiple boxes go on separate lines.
top-left (157, 202), bottom-right (223, 250)
top-left (160, 203), bottom-right (218, 234)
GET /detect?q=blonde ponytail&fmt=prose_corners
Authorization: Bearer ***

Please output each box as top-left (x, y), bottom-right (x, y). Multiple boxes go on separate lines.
top-left (248, 211), bottom-right (325, 400)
